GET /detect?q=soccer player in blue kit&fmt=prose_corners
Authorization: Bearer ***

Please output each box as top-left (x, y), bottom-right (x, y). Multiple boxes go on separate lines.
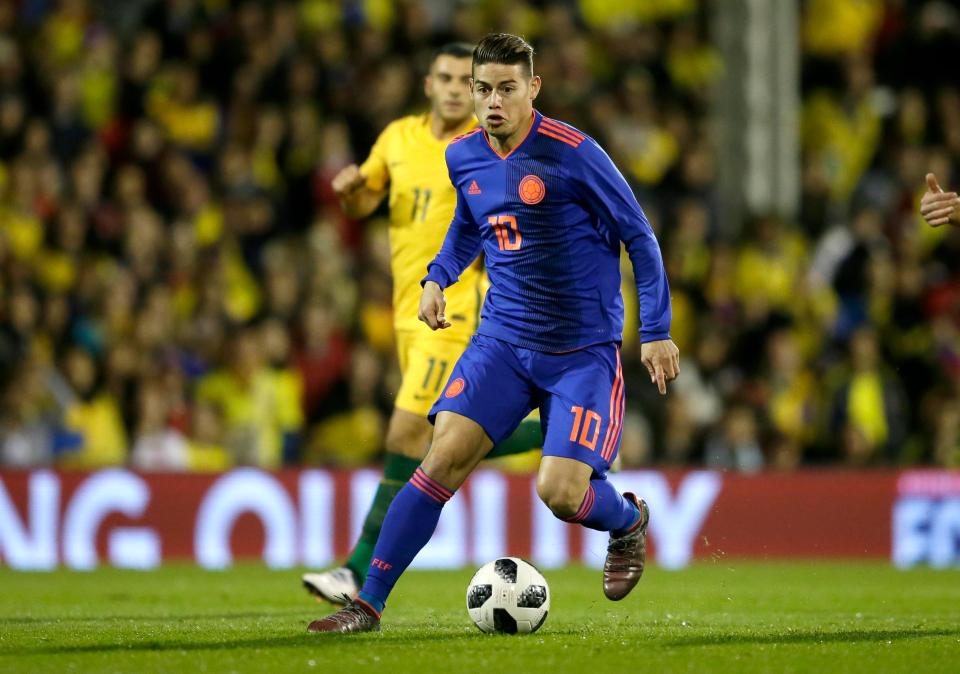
top-left (308, 33), bottom-right (679, 633)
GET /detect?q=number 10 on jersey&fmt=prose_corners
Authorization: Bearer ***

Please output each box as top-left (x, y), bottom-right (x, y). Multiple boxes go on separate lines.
top-left (488, 215), bottom-right (522, 251)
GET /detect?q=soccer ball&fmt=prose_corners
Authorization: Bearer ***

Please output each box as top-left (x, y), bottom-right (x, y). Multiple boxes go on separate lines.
top-left (466, 557), bottom-right (550, 634)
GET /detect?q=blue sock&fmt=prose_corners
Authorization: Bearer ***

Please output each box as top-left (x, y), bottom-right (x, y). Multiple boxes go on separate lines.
top-left (357, 467), bottom-right (454, 614)
top-left (564, 477), bottom-right (639, 535)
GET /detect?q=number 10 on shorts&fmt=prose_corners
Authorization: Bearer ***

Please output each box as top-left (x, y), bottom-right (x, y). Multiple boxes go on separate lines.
top-left (569, 405), bottom-right (601, 451)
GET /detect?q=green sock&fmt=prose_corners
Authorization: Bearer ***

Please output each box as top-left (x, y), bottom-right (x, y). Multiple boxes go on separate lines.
top-left (488, 418), bottom-right (543, 459)
top-left (344, 452), bottom-right (421, 582)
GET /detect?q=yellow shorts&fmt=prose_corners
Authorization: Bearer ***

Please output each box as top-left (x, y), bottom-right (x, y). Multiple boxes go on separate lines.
top-left (395, 330), bottom-right (470, 416)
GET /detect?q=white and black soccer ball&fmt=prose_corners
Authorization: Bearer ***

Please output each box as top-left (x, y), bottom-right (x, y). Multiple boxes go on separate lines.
top-left (466, 557), bottom-right (550, 634)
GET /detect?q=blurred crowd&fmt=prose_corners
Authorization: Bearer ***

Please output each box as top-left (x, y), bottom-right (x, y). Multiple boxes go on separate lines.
top-left (0, 0), bottom-right (957, 472)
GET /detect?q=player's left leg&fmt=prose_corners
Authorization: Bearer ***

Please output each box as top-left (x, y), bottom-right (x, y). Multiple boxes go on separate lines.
top-left (536, 457), bottom-right (648, 600)
top-left (532, 343), bottom-right (650, 601)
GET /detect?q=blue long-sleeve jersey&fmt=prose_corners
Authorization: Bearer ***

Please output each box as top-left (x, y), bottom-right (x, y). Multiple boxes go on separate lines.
top-left (423, 110), bottom-right (671, 353)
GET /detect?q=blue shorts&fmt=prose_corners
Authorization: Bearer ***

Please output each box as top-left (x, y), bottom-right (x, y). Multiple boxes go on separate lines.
top-left (428, 334), bottom-right (625, 477)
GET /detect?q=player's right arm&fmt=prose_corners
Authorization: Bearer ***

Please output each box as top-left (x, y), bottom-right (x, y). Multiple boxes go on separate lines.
top-left (921, 172), bottom-right (960, 227)
top-left (418, 281), bottom-right (450, 330)
top-left (333, 123), bottom-right (395, 219)
top-left (331, 164), bottom-right (386, 219)
top-left (419, 148), bottom-right (483, 330)
top-left (419, 191), bottom-right (482, 330)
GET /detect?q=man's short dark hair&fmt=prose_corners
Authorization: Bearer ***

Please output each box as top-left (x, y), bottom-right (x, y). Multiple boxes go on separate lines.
top-left (432, 42), bottom-right (475, 64)
top-left (472, 33), bottom-right (534, 78)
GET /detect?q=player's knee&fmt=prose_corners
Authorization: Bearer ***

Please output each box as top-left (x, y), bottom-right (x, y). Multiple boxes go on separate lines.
top-left (421, 430), bottom-right (479, 486)
top-left (420, 445), bottom-right (472, 487)
top-left (421, 441), bottom-right (462, 483)
top-left (536, 479), bottom-right (586, 520)
top-left (420, 412), bottom-right (492, 488)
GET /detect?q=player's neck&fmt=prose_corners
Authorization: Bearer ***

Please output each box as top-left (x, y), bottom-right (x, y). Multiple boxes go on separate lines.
top-left (487, 111), bottom-right (534, 157)
top-left (429, 112), bottom-right (471, 141)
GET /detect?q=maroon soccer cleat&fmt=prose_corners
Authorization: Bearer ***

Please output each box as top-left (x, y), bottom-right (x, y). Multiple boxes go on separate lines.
top-left (307, 597), bottom-right (381, 634)
top-left (603, 493), bottom-right (650, 601)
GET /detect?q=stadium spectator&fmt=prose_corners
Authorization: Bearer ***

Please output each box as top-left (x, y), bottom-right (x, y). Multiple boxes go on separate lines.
top-left (195, 326), bottom-right (302, 468)
top-left (0, 0), bottom-right (956, 471)
top-left (826, 327), bottom-right (907, 465)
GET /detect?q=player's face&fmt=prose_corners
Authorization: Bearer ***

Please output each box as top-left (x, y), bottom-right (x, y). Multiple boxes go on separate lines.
top-left (425, 55), bottom-right (473, 124)
top-left (471, 63), bottom-right (541, 140)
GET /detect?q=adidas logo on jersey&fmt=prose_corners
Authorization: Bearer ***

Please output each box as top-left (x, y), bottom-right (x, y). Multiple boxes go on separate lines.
top-left (468, 180), bottom-right (482, 195)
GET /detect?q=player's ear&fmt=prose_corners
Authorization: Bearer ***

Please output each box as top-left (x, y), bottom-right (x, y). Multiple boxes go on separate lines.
top-left (469, 77), bottom-right (476, 93)
top-left (529, 75), bottom-right (541, 101)
top-left (424, 74), bottom-right (433, 99)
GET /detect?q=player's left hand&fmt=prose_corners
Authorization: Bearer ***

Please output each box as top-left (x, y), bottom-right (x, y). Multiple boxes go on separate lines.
top-left (640, 339), bottom-right (679, 395)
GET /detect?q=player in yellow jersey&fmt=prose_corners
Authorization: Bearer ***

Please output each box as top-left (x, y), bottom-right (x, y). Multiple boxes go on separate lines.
top-left (302, 43), bottom-right (542, 603)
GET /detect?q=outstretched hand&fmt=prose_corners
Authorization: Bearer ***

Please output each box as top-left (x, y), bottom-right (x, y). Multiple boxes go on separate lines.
top-left (640, 339), bottom-right (680, 395)
top-left (418, 281), bottom-right (451, 330)
top-left (920, 173), bottom-right (960, 227)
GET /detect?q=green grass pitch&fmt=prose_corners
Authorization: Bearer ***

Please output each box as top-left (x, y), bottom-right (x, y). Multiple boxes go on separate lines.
top-left (1, 562), bottom-right (958, 673)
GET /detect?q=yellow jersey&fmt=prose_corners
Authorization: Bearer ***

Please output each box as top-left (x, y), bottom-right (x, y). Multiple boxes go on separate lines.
top-left (360, 113), bottom-right (484, 340)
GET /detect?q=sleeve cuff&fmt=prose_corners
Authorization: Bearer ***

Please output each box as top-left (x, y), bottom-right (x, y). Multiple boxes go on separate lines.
top-left (639, 330), bottom-right (672, 344)
top-left (421, 264), bottom-right (451, 290)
